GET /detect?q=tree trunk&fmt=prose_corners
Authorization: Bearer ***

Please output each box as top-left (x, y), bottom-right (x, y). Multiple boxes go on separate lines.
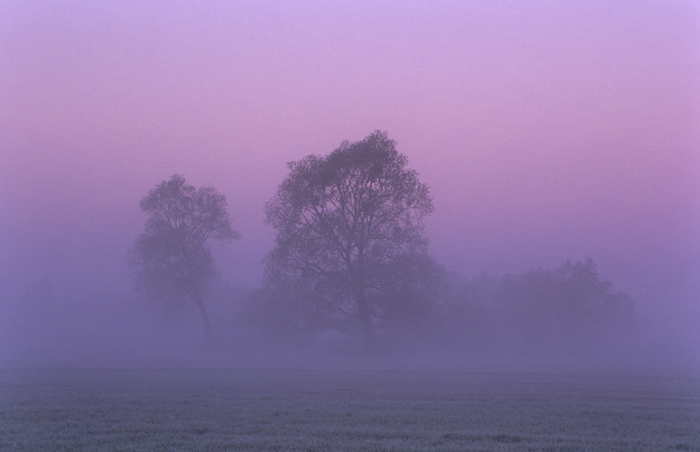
top-left (191, 292), bottom-right (213, 341)
top-left (351, 252), bottom-right (376, 350)
top-left (354, 286), bottom-right (376, 350)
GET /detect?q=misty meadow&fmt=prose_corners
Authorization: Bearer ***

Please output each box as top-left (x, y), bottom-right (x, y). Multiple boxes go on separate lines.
top-left (2, 369), bottom-right (699, 451)
top-left (2, 1), bottom-right (699, 451)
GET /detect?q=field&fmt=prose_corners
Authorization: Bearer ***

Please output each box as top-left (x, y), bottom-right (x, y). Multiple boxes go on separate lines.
top-left (1, 367), bottom-right (699, 451)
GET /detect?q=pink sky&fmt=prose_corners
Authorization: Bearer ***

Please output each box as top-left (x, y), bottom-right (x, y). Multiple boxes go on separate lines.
top-left (1, 0), bottom-right (699, 322)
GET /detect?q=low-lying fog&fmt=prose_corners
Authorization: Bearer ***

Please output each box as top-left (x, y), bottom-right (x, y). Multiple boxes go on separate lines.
top-left (1, 267), bottom-right (698, 375)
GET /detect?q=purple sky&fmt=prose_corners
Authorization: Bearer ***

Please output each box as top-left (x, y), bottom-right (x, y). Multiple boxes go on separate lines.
top-left (1, 1), bottom-right (699, 325)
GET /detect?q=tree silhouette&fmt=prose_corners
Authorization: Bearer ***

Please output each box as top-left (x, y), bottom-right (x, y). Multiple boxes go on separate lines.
top-left (265, 131), bottom-right (434, 348)
top-left (129, 174), bottom-right (240, 340)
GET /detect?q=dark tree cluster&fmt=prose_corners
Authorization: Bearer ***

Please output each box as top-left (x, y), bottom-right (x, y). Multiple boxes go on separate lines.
top-left (129, 131), bottom-right (635, 352)
top-left (443, 258), bottom-right (636, 353)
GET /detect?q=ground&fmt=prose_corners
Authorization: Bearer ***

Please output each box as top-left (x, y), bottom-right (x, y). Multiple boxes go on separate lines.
top-left (1, 367), bottom-right (699, 451)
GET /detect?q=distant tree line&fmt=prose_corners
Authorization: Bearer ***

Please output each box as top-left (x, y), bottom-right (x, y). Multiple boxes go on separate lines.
top-left (441, 258), bottom-right (635, 353)
top-left (129, 130), bottom-right (635, 352)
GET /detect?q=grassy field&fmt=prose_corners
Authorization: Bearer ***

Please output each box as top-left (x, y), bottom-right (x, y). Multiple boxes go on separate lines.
top-left (1, 367), bottom-right (698, 451)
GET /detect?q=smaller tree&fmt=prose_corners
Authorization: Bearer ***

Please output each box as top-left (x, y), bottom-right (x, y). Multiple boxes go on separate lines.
top-left (128, 174), bottom-right (240, 340)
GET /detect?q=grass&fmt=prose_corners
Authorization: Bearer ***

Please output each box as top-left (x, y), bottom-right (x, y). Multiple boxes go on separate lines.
top-left (1, 367), bottom-right (698, 451)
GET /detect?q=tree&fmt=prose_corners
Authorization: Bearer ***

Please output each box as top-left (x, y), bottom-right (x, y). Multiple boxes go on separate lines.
top-left (445, 258), bottom-right (635, 352)
top-left (370, 253), bottom-right (447, 340)
top-left (264, 131), bottom-right (434, 348)
top-left (128, 174), bottom-right (240, 340)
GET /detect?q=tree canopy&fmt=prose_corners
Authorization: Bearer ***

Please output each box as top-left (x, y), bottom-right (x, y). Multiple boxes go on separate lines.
top-left (445, 258), bottom-right (635, 352)
top-left (264, 131), bottom-right (434, 347)
top-left (129, 174), bottom-right (240, 339)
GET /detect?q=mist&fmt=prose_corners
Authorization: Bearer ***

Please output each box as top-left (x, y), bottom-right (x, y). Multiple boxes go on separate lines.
top-left (1, 1), bottom-right (699, 377)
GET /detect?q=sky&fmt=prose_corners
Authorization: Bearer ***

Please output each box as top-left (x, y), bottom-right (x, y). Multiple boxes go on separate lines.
top-left (1, 0), bottom-right (699, 336)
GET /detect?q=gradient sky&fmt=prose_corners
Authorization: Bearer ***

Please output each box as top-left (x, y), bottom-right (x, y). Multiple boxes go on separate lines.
top-left (1, 0), bottom-right (699, 324)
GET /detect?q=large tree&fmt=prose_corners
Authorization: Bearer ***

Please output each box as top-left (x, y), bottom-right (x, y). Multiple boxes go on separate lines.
top-left (129, 174), bottom-right (240, 340)
top-left (265, 131), bottom-right (434, 347)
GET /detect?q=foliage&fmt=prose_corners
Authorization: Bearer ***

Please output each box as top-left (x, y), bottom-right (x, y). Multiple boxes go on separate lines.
top-left (446, 258), bottom-right (635, 352)
top-left (128, 174), bottom-right (239, 339)
top-left (369, 253), bottom-right (448, 338)
top-left (238, 277), bottom-right (337, 345)
top-left (264, 131), bottom-right (435, 347)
